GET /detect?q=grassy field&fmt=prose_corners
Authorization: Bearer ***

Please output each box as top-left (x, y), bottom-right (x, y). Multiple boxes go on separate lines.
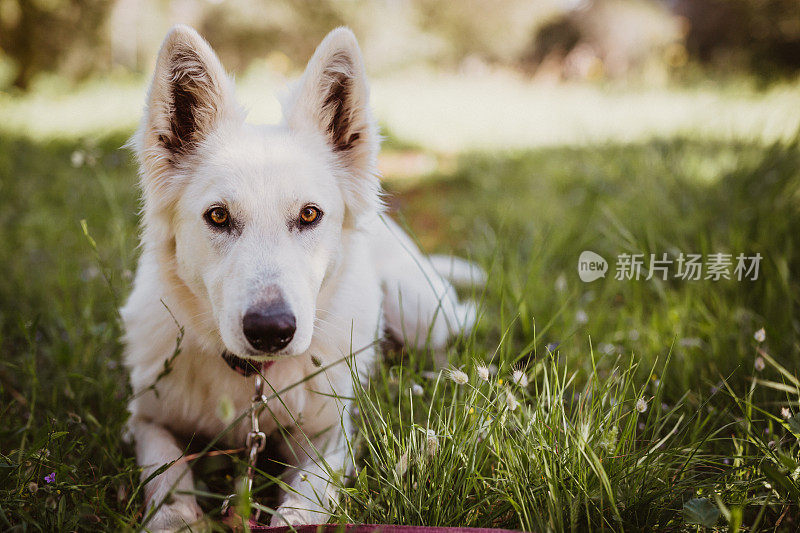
top-left (1, 78), bottom-right (800, 531)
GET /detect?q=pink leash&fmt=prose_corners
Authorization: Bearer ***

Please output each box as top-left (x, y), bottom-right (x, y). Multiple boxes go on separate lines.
top-left (249, 525), bottom-right (521, 533)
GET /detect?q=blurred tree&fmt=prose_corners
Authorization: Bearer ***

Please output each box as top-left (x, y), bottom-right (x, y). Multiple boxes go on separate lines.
top-left (0, 0), bottom-right (111, 90)
top-left (672, 0), bottom-right (800, 77)
top-left (414, 0), bottom-right (550, 67)
top-left (198, 0), bottom-right (352, 74)
top-left (521, 0), bottom-right (682, 81)
top-left (3, 0), bottom-right (798, 90)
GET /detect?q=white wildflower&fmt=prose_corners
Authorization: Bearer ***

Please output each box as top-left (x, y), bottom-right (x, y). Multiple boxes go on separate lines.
top-left (448, 368), bottom-right (469, 385)
top-left (555, 273), bottom-right (567, 292)
top-left (70, 150), bottom-right (85, 168)
top-left (679, 337), bottom-right (702, 348)
top-left (476, 365), bottom-right (490, 382)
top-left (635, 397), bottom-right (648, 414)
top-left (506, 391), bottom-right (520, 411)
top-left (781, 407), bottom-right (791, 419)
top-left (511, 369), bottom-right (528, 387)
top-left (395, 450), bottom-right (409, 476)
top-left (755, 357), bottom-right (766, 371)
top-left (411, 383), bottom-right (424, 396)
top-left (425, 429), bottom-right (439, 457)
top-left (754, 327), bottom-right (766, 343)
top-left (578, 421), bottom-right (591, 444)
top-left (599, 426), bottom-right (618, 452)
top-left (575, 309), bottom-right (589, 324)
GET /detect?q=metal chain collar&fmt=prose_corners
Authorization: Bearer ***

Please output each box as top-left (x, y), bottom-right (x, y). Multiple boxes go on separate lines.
top-left (221, 374), bottom-right (267, 522)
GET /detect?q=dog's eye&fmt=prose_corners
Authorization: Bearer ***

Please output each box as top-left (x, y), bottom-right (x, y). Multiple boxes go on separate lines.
top-left (205, 206), bottom-right (230, 228)
top-left (298, 205), bottom-right (322, 226)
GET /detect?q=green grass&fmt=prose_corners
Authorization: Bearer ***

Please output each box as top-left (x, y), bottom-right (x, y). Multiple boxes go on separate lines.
top-left (1, 127), bottom-right (799, 531)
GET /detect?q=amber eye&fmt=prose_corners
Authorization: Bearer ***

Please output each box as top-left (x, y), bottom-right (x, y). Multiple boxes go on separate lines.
top-left (299, 205), bottom-right (321, 226)
top-left (205, 206), bottom-right (230, 228)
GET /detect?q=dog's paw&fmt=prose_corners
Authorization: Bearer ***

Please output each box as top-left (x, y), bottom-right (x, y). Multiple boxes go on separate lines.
top-left (269, 505), bottom-right (328, 526)
top-left (143, 498), bottom-right (204, 532)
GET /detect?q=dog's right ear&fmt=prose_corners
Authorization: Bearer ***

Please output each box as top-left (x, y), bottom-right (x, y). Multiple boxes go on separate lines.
top-left (283, 28), bottom-right (381, 221)
top-left (135, 25), bottom-right (240, 184)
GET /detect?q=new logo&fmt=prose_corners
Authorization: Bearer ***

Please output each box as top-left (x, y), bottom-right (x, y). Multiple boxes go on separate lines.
top-left (578, 250), bottom-right (608, 282)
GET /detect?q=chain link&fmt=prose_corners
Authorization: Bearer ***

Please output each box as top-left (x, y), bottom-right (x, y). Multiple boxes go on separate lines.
top-left (221, 374), bottom-right (266, 522)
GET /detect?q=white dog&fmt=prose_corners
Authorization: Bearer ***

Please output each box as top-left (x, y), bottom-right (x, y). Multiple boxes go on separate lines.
top-left (122, 25), bottom-right (481, 531)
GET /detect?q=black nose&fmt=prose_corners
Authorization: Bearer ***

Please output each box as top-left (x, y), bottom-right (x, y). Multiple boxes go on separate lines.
top-left (242, 303), bottom-right (296, 353)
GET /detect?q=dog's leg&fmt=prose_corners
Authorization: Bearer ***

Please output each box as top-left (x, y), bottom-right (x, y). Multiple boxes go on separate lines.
top-left (373, 217), bottom-right (482, 350)
top-left (131, 417), bottom-right (203, 532)
top-left (270, 427), bottom-right (350, 526)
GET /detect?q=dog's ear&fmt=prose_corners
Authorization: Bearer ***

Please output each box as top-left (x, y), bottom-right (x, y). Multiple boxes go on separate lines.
top-left (136, 25), bottom-right (241, 179)
top-left (284, 28), bottom-right (381, 219)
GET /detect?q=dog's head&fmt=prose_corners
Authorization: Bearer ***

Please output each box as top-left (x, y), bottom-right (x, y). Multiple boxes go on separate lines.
top-left (133, 25), bottom-right (380, 361)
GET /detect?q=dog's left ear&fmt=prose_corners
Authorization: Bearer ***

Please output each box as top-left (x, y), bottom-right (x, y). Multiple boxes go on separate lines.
top-left (134, 25), bottom-right (242, 200)
top-left (284, 28), bottom-right (381, 219)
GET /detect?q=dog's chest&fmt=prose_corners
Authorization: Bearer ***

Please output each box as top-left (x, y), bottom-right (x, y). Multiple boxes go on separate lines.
top-left (152, 350), bottom-right (352, 445)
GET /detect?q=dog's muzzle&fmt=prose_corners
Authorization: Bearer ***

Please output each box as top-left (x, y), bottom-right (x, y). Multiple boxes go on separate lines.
top-left (221, 351), bottom-right (274, 377)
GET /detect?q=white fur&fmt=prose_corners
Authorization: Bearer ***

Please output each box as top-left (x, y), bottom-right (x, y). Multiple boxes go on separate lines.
top-left (122, 25), bottom-right (481, 531)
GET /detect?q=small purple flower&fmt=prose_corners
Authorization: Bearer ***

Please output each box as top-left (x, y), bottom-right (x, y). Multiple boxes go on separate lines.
top-left (44, 472), bottom-right (55, 484)
top-left (546, 342), bottom-right (560, 353)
